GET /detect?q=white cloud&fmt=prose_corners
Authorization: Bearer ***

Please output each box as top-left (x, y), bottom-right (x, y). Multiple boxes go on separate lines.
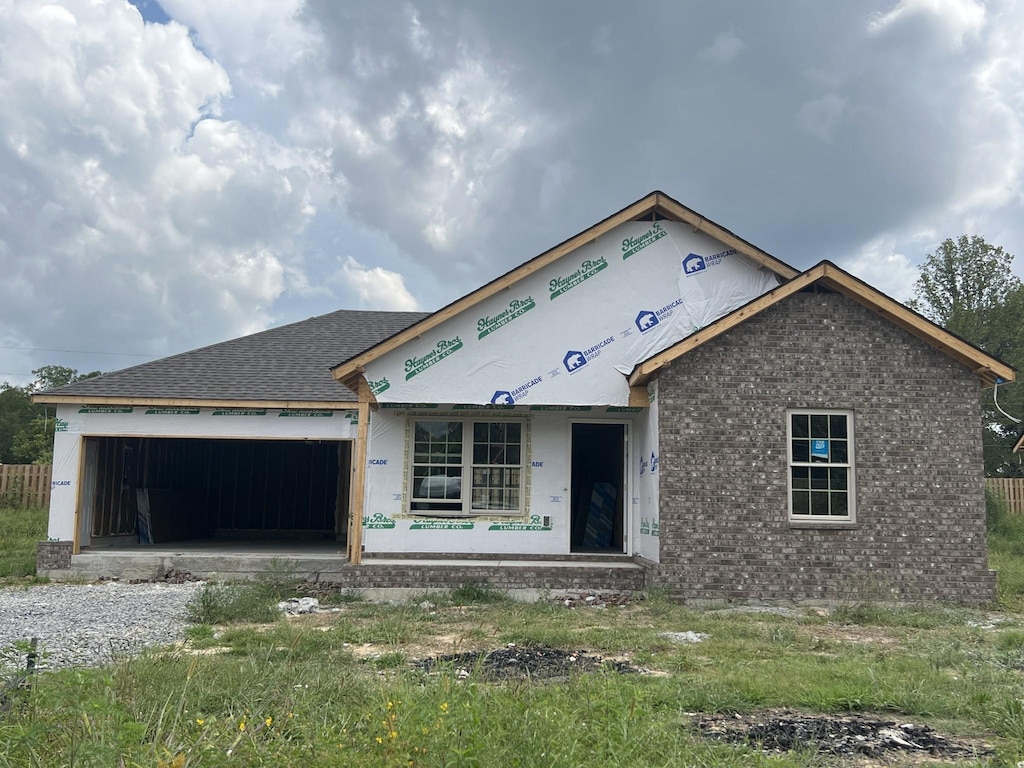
top-left (868, 0), bottom-right (986, 45)
top-left (155, 0), bottom-right (320, 98)
top-left (698, 29), bottom-right (744, 64)
top-left (337, 257), bottom-right (419, 310)
top-left (841, 238), bottom-right (920, 302)
top-left (0, 0), bottom-right (322, 362)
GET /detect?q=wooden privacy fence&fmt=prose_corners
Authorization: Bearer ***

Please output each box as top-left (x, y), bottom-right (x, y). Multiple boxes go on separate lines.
top-left (987, 478), bottom-right (1024, 514)
top-left (0, 465), bottom-right (51, 508)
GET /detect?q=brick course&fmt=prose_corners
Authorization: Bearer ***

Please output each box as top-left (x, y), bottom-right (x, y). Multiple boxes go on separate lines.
top-left (652, 290), bottom-right (996, 605)
top-left (36, 541), bottom-right (72, 570)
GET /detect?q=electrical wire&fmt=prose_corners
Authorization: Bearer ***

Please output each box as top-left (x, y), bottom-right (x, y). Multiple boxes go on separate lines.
top-left (993, 381), bottom-right (1022, 424)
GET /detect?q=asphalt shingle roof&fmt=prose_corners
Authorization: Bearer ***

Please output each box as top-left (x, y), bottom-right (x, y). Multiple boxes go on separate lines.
top-left (42, 309), bottom-right (428, 403)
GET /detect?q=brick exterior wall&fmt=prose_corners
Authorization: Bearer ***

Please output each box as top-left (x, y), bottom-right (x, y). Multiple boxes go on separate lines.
top-left (36, 541), bottom-right (72, 571)
top-left (653, 290), bottom-right (996, 605)
top-left (328, 563), bottom-right (645, 592)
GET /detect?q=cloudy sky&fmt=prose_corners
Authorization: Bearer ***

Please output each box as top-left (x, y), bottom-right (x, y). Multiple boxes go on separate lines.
top-left (2, 0), bottom-right (1023, 385)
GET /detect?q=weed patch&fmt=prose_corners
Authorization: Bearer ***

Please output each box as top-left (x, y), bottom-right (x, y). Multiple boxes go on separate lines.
top-left (185, 582), bottom-right (280, 625)
top-left (0, 505), bottom-right (47, 582)
top-left (447, 581), bottom-right (510, 604)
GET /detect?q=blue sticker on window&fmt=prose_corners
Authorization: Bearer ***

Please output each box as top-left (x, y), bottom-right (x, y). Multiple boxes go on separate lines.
top-left (811, 439), bottom-right (829, 459)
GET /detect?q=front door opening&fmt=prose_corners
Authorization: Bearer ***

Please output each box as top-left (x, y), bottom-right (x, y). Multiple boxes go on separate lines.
top-left (570, 423), bottom-right (625, 553)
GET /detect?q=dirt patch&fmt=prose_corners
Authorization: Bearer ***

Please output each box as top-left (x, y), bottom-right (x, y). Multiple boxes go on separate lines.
top-left (413, 644), bottom-right (644, 681)
top-left (555, 592), bottom-right (635, 609)
top-left (694, 710), bottom-right (991, 764)
top-left (808, 624), bottom-right (903, 648)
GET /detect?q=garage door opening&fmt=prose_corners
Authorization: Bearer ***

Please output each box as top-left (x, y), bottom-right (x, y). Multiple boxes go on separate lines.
top-left (79, 437), bottom-right (351, 548)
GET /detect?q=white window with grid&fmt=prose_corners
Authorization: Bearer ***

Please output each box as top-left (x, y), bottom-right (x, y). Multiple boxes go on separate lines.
top-left (787, 410), bottom-right (855, 523)
top-left (409, 419), bottom-right (523, 516)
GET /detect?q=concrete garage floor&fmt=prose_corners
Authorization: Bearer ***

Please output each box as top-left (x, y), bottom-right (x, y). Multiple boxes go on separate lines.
top-left (64, 539), bottom-right (348, 583)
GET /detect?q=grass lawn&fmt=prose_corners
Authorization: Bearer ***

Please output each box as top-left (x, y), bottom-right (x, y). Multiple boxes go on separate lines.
top-left (0, 505), bottom-right (46, 582)
top-left (0, 501), bottom-right (1023, 766)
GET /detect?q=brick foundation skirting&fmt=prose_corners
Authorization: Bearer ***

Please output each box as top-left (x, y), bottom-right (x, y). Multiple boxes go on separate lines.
top-left (36, 541), bottom-right (72, 571)
top-left (325, 563), bottom-right (646, 592)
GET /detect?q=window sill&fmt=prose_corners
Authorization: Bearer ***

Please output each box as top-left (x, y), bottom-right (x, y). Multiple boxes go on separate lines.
top-left (788, 519), bottom-right (858, 530)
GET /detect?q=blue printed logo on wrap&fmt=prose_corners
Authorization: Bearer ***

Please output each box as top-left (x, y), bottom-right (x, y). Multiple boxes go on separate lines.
top-left (563, 350), bottom-right (587, 372)
top-left (682, 253), bottom-right (707, 275)
top-left (635, 310), bottom-right (659, 333)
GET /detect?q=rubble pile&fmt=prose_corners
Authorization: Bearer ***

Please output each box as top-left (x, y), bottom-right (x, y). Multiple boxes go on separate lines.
top-left (695, 711), bottom-right (990, 762)
top-left (414, 644), bottom-right (642, 680)
top-left (556, 592), bottom-right (634, 609)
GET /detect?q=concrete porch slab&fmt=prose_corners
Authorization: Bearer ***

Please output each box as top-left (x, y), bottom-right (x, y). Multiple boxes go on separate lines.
top-left (41, 541), bottom-right (649, 595)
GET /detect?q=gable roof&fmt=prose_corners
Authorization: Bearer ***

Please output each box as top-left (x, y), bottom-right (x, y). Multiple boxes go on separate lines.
top-left (34, 309), bottom-right (428, 407)
top-left (331, 190), bottom-right (800, 388)
top-left (628, 261), bottom-right (1016, 389)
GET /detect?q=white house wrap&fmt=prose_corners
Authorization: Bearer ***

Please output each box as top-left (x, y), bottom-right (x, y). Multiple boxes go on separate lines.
top-left (362, 221), bottom-right (779, 407)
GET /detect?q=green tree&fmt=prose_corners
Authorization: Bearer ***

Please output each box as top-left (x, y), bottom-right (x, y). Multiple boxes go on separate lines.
top-left (909, 235), bottom-right (1024, 476)
top-left (30, 365), bottom-right (99, 392)
top-left (0, 384), bottom-right (35, 463)
top-left (0, 366), bottom-right (103, 465)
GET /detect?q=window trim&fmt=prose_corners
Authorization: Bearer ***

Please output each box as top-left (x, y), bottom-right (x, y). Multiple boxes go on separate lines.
top-left (407, 417), bottom-right (527, 518)
top-left (786, 409), bottom-right (855, 524)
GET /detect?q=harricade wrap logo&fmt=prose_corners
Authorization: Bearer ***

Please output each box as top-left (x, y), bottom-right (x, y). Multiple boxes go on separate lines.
top-left (563, 350), bottom-right (587, 372)
top-left (682, 253), bottom-right (707, 275)
top-left (634, 298), bottom-right (685, 333)
top-left (561, 336), bottom-right (615, 374)
top-left (622, 222), bottom-right (666, 260)
top-left (477, 296), bottom-right (536, 340)
top-left (683, 247), bottom-right (736, 277)
top-left (549, 256), bottom-right (608, 300)
top-left (635, 310), bottom-right (659, 333)
top-left (491, 374), bottom-right (543, 405)
top-left (369, 376), bottom-right (390, 395)
top-left (404, 336), bottom-right (464, 380)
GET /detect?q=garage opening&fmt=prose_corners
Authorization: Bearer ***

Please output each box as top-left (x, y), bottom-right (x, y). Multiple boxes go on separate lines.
top-left (79, 437), bottom-right (350, 547)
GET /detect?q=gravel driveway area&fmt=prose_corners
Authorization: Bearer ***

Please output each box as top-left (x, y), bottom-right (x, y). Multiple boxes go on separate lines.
top-left (0, 581), bottom-right (205, 671)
